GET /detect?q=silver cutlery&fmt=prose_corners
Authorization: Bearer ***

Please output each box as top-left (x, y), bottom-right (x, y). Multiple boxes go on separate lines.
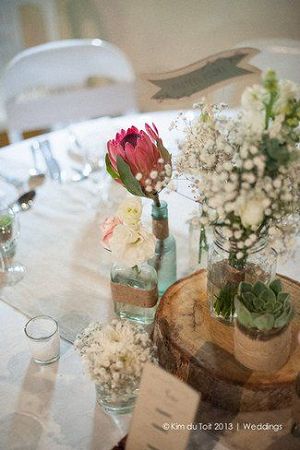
top-left (9, 190), bottom-right (36, 213)
top-left (29, 141), bottom-right (46, 177)
top-left (39, 139), bottom-right (62, 183)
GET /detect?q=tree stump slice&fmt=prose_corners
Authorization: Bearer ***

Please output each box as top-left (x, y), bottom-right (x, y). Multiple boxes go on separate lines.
top-left (153, 270), bottom-right (300, 412)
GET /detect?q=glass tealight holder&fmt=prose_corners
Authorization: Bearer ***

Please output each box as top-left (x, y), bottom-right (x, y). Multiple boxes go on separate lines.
top-left (24, 315), bottom-right (60, 364)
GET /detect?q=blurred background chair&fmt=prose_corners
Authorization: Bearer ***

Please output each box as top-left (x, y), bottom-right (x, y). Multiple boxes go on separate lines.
top-left (209, 38), bottom-right (300, 107)
top-left (2, 39), bottom-right (137, 143)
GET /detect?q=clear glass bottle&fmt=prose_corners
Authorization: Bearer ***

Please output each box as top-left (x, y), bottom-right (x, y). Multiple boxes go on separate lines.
top-left (188, 219), bottom-right (209, 272)
top-left (111, 262), bottom-right (158, 324)
top-left (207, 227), bottom-right (277, 324)
top-left (150, 201), bottom-right (177, 296)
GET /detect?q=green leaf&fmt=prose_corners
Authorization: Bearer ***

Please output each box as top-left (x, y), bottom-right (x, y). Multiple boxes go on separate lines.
top-left (242, 291), bottom-right (256, 310)
top-left (274, 312), bottom-right (289, 329)
top-left (105, 154), bottom-right (119, 180)
top-left (269, 279), bottom-right (282, 295)
top-left (116, 156), bottom-right (145, 197)
top-left (157, 141), bottom-right (172, 165)
top-left (253, 313), bottom-right (274, 331)
top-left (259, 288), bottom-right (276, 304)
top-left (252, 281), bottom-right (268, 297)
top-left (235, 298), bottom-right (254, 328)
top-left (239, 282), bottom-right (252, 294)
top-left (277, 292), bottom-right (290, 304)
top-left (253, 296), bottom-right (265, 312)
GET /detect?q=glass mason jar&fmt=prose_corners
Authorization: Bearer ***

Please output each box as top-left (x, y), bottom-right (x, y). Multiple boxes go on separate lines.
top-left (188, 219), bottom-right (209, 272)
top-left (207, 227), bottom-right (277, 324)
top-left (111, 262), bottom-right (158, 324)
top-left (150, 201), bottom-right (177, 296)
top-left (95, 382), bottom-right (138, 415)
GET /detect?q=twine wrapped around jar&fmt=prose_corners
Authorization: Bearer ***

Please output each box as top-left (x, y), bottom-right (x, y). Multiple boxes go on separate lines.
top-left (111, 282), bottom-right (158, 308)
top-left (234, 321), bottom-right (292, 372)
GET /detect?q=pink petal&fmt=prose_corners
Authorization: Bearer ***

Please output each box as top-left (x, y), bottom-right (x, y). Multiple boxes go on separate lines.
top-left (107, 141), bottom-right (125, 170)
top-left (124, 142), bottom-right (140, 175)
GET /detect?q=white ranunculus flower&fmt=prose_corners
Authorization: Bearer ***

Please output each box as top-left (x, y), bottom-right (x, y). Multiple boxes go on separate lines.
top-left (110, 223), bottom-right (155, 267)
top-left (239, 196), bottom-right (265, 229)
top-left (117, 197), bottom-right (142, 226)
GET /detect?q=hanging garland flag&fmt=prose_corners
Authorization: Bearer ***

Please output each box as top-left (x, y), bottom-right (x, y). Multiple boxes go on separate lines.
top-left (147, 48), bottom-right (260, 100)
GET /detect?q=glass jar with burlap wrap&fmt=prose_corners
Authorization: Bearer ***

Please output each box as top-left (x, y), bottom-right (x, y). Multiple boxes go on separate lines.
top-left (111, 262), bottom-right (158, 324)
top-left (208, 226), bottom-right (277, 324)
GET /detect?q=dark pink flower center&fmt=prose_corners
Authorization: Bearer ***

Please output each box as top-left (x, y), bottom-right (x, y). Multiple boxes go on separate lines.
top-left (120, 132), bottom-right (140, 149)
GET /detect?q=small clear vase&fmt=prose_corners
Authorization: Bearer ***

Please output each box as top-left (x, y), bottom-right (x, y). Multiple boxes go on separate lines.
top-left (111, 262), bottom-right (158, 324)
top-left (207, 227), bottom-right (277, 324)
top-left (95, 383), bottom-right (138, 415)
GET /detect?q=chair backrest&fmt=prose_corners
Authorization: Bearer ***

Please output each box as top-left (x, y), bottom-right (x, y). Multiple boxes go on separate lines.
top-left (210, 38), bottom-right (300, 106)
top-left (2, 39), bottom-right (138, 142)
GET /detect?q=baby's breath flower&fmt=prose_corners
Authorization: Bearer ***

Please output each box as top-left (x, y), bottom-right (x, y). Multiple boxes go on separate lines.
top-left (175, 77), bottom-right (300, 258)
top-left (74, 319), bottom-right (157, 396)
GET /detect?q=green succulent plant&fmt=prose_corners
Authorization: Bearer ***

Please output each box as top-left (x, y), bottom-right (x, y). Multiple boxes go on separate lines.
top-left (235, 279), bottom-right (293, 331)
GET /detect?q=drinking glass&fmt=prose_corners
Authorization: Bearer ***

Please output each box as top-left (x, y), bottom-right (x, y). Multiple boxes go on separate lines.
top-left (0, 207), bottom-right (25, 285)
top-left (24, 315), bottom-right (60, 364)
top-left (68, 129), bottom-right (115, 209)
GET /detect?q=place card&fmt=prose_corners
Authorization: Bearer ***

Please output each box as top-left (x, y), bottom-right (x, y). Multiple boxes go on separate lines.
top-left (126, 363), bottom-right (200, 450)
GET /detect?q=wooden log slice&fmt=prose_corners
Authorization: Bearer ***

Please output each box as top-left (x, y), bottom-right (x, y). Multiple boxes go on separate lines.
top-left (153, 270), bottom-right (300, 412)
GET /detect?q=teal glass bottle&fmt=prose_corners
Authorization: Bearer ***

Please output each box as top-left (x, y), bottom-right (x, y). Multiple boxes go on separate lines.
top-left (151, 201), bottom-right (177, 296)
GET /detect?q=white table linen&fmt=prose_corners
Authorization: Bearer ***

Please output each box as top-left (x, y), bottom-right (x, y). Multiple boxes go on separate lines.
top-left (0, 111), bottom-right (299, 450)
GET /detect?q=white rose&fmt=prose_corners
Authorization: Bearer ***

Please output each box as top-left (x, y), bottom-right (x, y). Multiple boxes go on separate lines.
top-left (239, 196), bottom-right (265, 229)
top-left (117, 197), bottom-right (142, 226)
top-left (110, 223), bottom-right (155, 267)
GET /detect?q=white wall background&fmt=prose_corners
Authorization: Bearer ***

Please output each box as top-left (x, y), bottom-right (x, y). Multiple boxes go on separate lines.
top-left (94, 0), bottom-right (300, 72)
top-left (0, 0), bottom-right (299, 126)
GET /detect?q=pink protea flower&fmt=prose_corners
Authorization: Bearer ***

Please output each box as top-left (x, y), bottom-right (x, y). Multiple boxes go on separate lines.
top-left (106, 123), bottom-right (172, 198)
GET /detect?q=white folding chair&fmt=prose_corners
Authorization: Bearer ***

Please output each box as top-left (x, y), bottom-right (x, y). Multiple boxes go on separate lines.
top-left (2, 39), bottom-right (138, 143)
top-left (210, 38), bottom-right (300, 106)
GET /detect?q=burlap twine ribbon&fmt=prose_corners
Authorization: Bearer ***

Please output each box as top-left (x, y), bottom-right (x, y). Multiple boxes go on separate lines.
top-left (110, 282), bottom-right (158, 308)
top-left (234, 322), bottom-right (292, 372)
top-left (152, 218), bottom-right (169, 240)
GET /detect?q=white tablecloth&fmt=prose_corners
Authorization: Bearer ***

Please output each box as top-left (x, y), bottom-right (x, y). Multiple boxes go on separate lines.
top-left (0, 111), bottom-right (299, 450)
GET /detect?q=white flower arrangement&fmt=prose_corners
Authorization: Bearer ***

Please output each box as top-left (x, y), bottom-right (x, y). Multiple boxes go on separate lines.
top-left (100, 197), bottom-right (156, 267)
top-left (174, 70), bottom-right (300, 265)
top-left (74, 319), bottom-right (157, 400)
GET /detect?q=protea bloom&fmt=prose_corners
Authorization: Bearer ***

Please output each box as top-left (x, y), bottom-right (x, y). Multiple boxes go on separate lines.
top-left (106, 123), bottom-right (172, 200)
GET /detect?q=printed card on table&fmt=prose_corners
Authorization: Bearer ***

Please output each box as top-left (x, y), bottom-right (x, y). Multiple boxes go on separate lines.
top-left (126, 362), bottom-right (200, 450)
